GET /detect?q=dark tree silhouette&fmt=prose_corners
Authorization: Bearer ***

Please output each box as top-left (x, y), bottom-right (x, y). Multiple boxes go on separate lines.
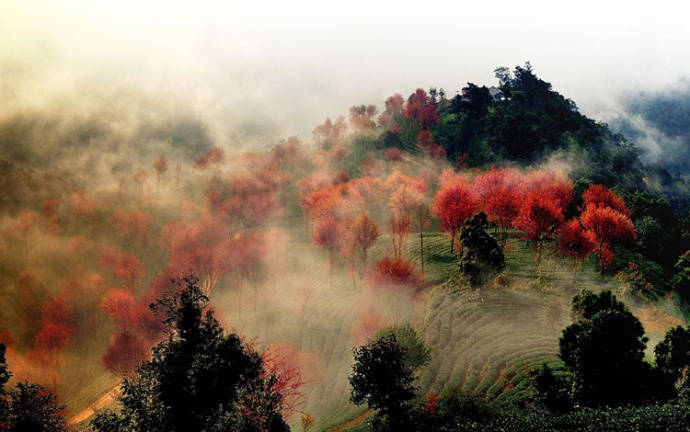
top-left (349, 334), bottom-right (416, 429)
top-left (91, 277), bottom-right (289, 432)
top-left (529, 363), bottom-right (572, 413)
top-left (559, 293), bottom-right (651, 406)
top-left (0, 342), bottom-right (67, 432)
top-left (458, 212), bottom-right (505, 286)
top-left (655, 326), bottom-right (690, 382)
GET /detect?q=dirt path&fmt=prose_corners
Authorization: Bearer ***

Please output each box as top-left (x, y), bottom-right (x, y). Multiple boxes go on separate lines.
top-left (326, 409), bottom-right (373, 432)
top-left (68, 386), bottom-right (120, 426)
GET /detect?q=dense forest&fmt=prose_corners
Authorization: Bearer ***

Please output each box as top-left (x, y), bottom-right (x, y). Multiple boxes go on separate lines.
top-left (1, 64), bottom-right (690, 432)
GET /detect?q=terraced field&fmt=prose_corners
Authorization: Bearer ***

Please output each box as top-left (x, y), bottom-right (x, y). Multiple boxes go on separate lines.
top-left (66, 226), bottom-right (683, 432)
top-left (228, 231), bottom-right (594, 430)
top-left (332, 234), bottom-right (627, 432)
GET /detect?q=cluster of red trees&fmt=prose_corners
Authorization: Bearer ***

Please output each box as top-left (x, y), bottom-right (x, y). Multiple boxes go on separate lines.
top-left (0, 87), bottom-right (643, 416)
top-left (109, 209), bottom-right (153, 244)
top-left (404, 89), bottom-right (445, 158)
top-left (303, 169), bottom-right (431, 292)
top-left (33, 296), bottom-right (75, 389)
top-left (433, 168), bottom-right (636, 278)
top-left (577, 185), bottom-right (636, 273)
top-left (301, 161), bottom-right (636, 294)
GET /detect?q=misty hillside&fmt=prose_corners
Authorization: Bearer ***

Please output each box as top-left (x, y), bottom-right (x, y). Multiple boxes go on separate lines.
top-left (610, 78), bottom-right (690, 178)
top-left (1, 62), bottom-right (690, 432)
top-left (0, 156), bottom-right (74, 213)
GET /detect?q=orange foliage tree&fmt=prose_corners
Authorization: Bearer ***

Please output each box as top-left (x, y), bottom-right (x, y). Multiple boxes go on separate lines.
top-left (346, 214), bottom-right (381, 281)
top-left (389, 216), bottom-right (411, 262)
top-left (390, 176), bottom-right (429, 271)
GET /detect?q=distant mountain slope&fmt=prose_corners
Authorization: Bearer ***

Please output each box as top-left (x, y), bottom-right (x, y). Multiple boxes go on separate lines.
top-left (610, 78), bottom-right (690, 178)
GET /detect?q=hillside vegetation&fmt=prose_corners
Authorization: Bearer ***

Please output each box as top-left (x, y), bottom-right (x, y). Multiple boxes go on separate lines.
top-left (0, 64), bottom-right (689, 432)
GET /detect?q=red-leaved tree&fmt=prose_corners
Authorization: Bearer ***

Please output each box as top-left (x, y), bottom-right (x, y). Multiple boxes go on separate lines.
top-left (312, 217), bottom-right (344, 283)
top-left (580, 204), bottom-right (636, 274)
top-left (100, 288), bottom-right (138, 332)
top-left (582, 184), bottom-right (630, 216)
top-left (102, 331), bottom-right (147, 375)
top-left (377, 93), bottom-right (404, 132)
top-left (152, 154), bottom-right (169, 190)
top-left (432, 179), bottom-right (479, 253)
top-left (416, 130), bottom-right (445, 159)
top-left (389, 216), bottom-right (411, 262)
top-left (100, 247), bottom-right (144, 290)
top-left (312, 116), bottom-right (347, 146)
top-left (403, 89), bottom-right (437, 129)
top-left (204, 174), bottom-right (279, 230)
top-left (558, 218), bottom-right (597, 286)
top-left (513, 193), bottom-right (565, 265)
top-left (346, 214), bottom-right (381, 281)
top-left (109, 208), bottom-right (153, 244)
top-left (261, 341), bottom-right (322, 417)
top-left (34, 296), bottom-right (75, 389)
top-left (384, 147), bottom-right (404, 162)
top-left (474, 167), bottom-right (523, 247)
top-left (370, 256), bottom-right (423, 292)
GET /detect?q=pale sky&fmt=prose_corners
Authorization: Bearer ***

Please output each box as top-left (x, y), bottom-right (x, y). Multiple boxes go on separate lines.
top-left (2, 0), bottom-right (689, 144)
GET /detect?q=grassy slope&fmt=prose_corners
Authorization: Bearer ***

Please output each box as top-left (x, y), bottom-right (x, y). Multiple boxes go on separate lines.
top-left (335, 232), bottom-right (685, 432)
top-left (26, 223), bottom-right (685, 431)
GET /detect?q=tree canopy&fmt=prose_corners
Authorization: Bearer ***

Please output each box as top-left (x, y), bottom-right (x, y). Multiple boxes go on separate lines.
top-left (91, 276), bottom-right (289, 432)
